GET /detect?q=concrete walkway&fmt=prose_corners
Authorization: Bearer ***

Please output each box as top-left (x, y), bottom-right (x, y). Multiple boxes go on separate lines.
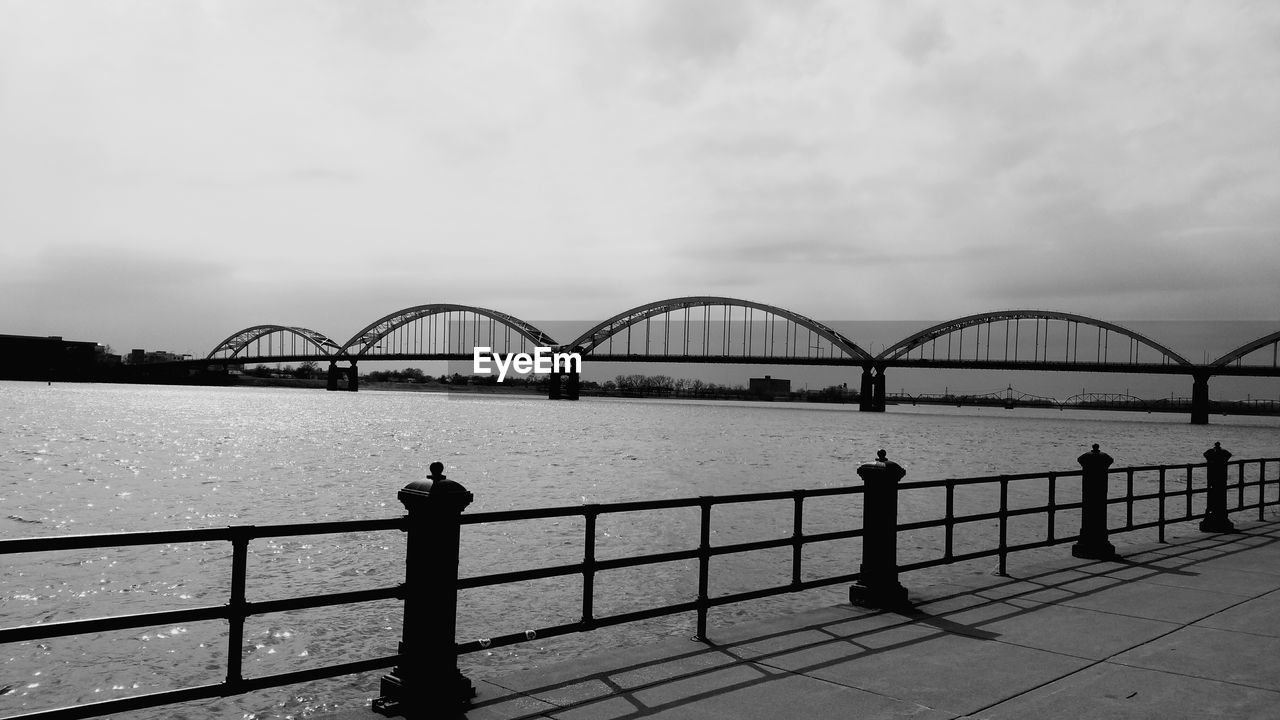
top-left (337, 518), bottom-right (1280, 719)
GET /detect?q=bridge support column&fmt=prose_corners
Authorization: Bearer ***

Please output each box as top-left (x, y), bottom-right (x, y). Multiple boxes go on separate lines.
top-left (326, 362), bottom-right (340, 391)
top-left (547, 371), bottom-right (562, 400)
top-left (1190, 373), bottom-right (1209, 425)
top-left (564, 370), bottom-right (579, 401)
top-left (859, 366), bottom-right (886, 412)
top-left (347, 362), bottom-right (359, 392)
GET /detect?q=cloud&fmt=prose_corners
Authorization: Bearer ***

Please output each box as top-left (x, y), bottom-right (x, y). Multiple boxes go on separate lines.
top-left (1, 0), bottom-right (1278, 345)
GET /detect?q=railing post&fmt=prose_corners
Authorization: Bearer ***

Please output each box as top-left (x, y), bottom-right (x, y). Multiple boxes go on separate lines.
top-left (849, 449), bottom-right (909, 608)
top-left (374, 462), bottom-right (475, 716)
top-left (1071, 444), bottom-right (1117, 560)
top-left (1199, 442), bottom-right (1236, 533)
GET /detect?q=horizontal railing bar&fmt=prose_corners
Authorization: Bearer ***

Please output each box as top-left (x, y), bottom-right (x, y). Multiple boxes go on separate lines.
top-left (249, 517), bottom-right (406, 538)
top-left (797, 527), bottom-right (865, 544)
top-left (0, 605), bottom-right (228, 644)
top-left (1, 683), bottom-right (226, 720)
top-left (460, 527), bottom-right (874, 592)
top-left (594, 548), bottom-right (700, 571)
top-left (235, 653), bottom-right (401, 692)
top-left (709, 536), bottom-right (794, 557)
top-left (463, 487), bottom-right (867, 525)
top-left (247, 585), bottom-right (404, 616)
top-left (0, 528), bottom-right (233, 554)
top-left (900, 471), bottom-right (1083, 490)
top-left (1110, 488), bottom-right (1206, 504)
top-left (586, 601), bottom-right (704, 632)
top-left (458, 561), bottom-right (585, 589)
top-left (0, 518), bottom-right (406, 557)
top-left (0, 654), bottom-right (404, 720)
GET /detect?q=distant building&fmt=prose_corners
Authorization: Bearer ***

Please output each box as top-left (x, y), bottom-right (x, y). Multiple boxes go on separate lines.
top-left (127, 349), bottom-right (190, 364)
top-left (749, 375), bottom-right (790, 399)
top-left (0, 334), bottom-right (105, 381)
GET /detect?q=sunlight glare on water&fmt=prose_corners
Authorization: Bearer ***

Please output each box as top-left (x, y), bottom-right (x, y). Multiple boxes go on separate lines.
top-left (2, 381), bottom-right (1278, 718)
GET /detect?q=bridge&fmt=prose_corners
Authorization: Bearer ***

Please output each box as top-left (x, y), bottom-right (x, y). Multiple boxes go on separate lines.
top-left (196, 297), bottom-right (1280, 424)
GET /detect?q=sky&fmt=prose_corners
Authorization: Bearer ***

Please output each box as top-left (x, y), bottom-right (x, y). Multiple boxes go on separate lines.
top-left (2, 0), bottom-right (1278, 358)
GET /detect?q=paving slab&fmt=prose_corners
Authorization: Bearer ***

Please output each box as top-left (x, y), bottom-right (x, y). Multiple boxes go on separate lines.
top-left (1193, 590), bottom-right (1280, 637)
top-left (971, 662), bottom-right (1280, 720)
top-left (1056, 577), bottom-right (1246, 623)
top-left (1111, 625), bottom-right (1280, 691)
top-left (929, 599), bottom-right (1179, 660)
top-left (548, 672), bottom-right (955, 720)
top-left (796, 629), bottom-right (1092, 716)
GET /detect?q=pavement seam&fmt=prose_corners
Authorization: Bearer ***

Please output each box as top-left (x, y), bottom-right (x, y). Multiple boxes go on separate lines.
top-left (957, 570), bottom-right (1274, 717)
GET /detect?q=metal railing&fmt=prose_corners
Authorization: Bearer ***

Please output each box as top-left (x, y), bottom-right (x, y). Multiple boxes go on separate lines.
top-left (2, 447), bottom-right (1278, 718)
top-left (0, 518), bottom-right (406, 720)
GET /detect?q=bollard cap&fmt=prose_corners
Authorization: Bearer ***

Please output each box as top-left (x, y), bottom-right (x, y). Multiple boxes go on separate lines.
top-left (1077, 443), bottom-right (1114, 470)
top-left (399, 461), bottom-right (473, 510)
top-left (857, 449), bottom-right (906, 482)
top-left (1204, 442), bottom-right (1232, 463)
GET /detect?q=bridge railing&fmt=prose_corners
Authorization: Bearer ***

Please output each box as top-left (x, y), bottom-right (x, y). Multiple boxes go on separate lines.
top-left (2, 447), bottom-right (1278, 718)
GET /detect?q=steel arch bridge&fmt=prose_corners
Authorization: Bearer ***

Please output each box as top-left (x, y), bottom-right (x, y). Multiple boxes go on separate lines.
top-left (564, 296), bottom-right (874, 365)
top-left (876, 310), bottom-right (1194, 370)
top-left (337, 304), bottom-right (559, 360)
top-left (1210, 330), bottom-right (1280, 372)
top-left (207, 325), bottom-right (342, 362)
top-left (195, 300), bottom-right (1280, 423)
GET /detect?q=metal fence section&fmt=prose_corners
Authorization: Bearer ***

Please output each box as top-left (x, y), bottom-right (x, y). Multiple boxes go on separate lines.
top-left (1, 446), bottom-right (1278, 718)
top-left (0, 518), bottom-right (406, 720)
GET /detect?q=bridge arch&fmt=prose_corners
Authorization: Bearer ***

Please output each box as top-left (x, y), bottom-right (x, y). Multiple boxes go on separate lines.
top-left (876, 310), bottom-right (1194, 366)
top-left (207, 325), bottom-right (342, 360)
top-left (1210, 330), bottom-right (1280, 368)
top-left (338, 304), bottom-right (559, 357)
top-left (565, 296), bottom-right (873, 362)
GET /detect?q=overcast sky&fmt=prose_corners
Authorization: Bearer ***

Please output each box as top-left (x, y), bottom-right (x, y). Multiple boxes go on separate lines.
top-left (2, 0), bottom-right (1278, 355)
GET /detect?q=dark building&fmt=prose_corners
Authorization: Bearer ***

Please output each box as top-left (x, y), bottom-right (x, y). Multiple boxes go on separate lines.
top-left (0, 334), bottom-right (109, 381)
top-left (749, 375), bottom-right (791, 399)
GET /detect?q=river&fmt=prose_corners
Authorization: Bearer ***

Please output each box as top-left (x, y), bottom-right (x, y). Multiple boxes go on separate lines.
top-left (2, 381), bottom-right (1278, 719)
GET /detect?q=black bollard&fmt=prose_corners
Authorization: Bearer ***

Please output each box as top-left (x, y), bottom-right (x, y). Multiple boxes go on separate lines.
top-left (849, 449), bottom-right (909, 608)
top-left (1199, 442), bottom-right (1236, 533)
top-left (1071, 444), bottom-right (1117, 560)
top-left (374, 462), bottom-right (475, 716)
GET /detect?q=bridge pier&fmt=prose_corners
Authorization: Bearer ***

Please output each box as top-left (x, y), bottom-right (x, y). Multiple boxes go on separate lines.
top-left (859, 366), bottom-right (886, 412)
top-left (1190, 372), bottom-right (1209, 424)
top-left (547, 370), bottom-right (579, 400)
top-left (326, 361), bottom-right (359, 391)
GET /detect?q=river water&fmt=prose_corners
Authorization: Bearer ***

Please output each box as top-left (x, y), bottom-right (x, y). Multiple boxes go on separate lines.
top-left (2, 381), bottom-right (1278, 719)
